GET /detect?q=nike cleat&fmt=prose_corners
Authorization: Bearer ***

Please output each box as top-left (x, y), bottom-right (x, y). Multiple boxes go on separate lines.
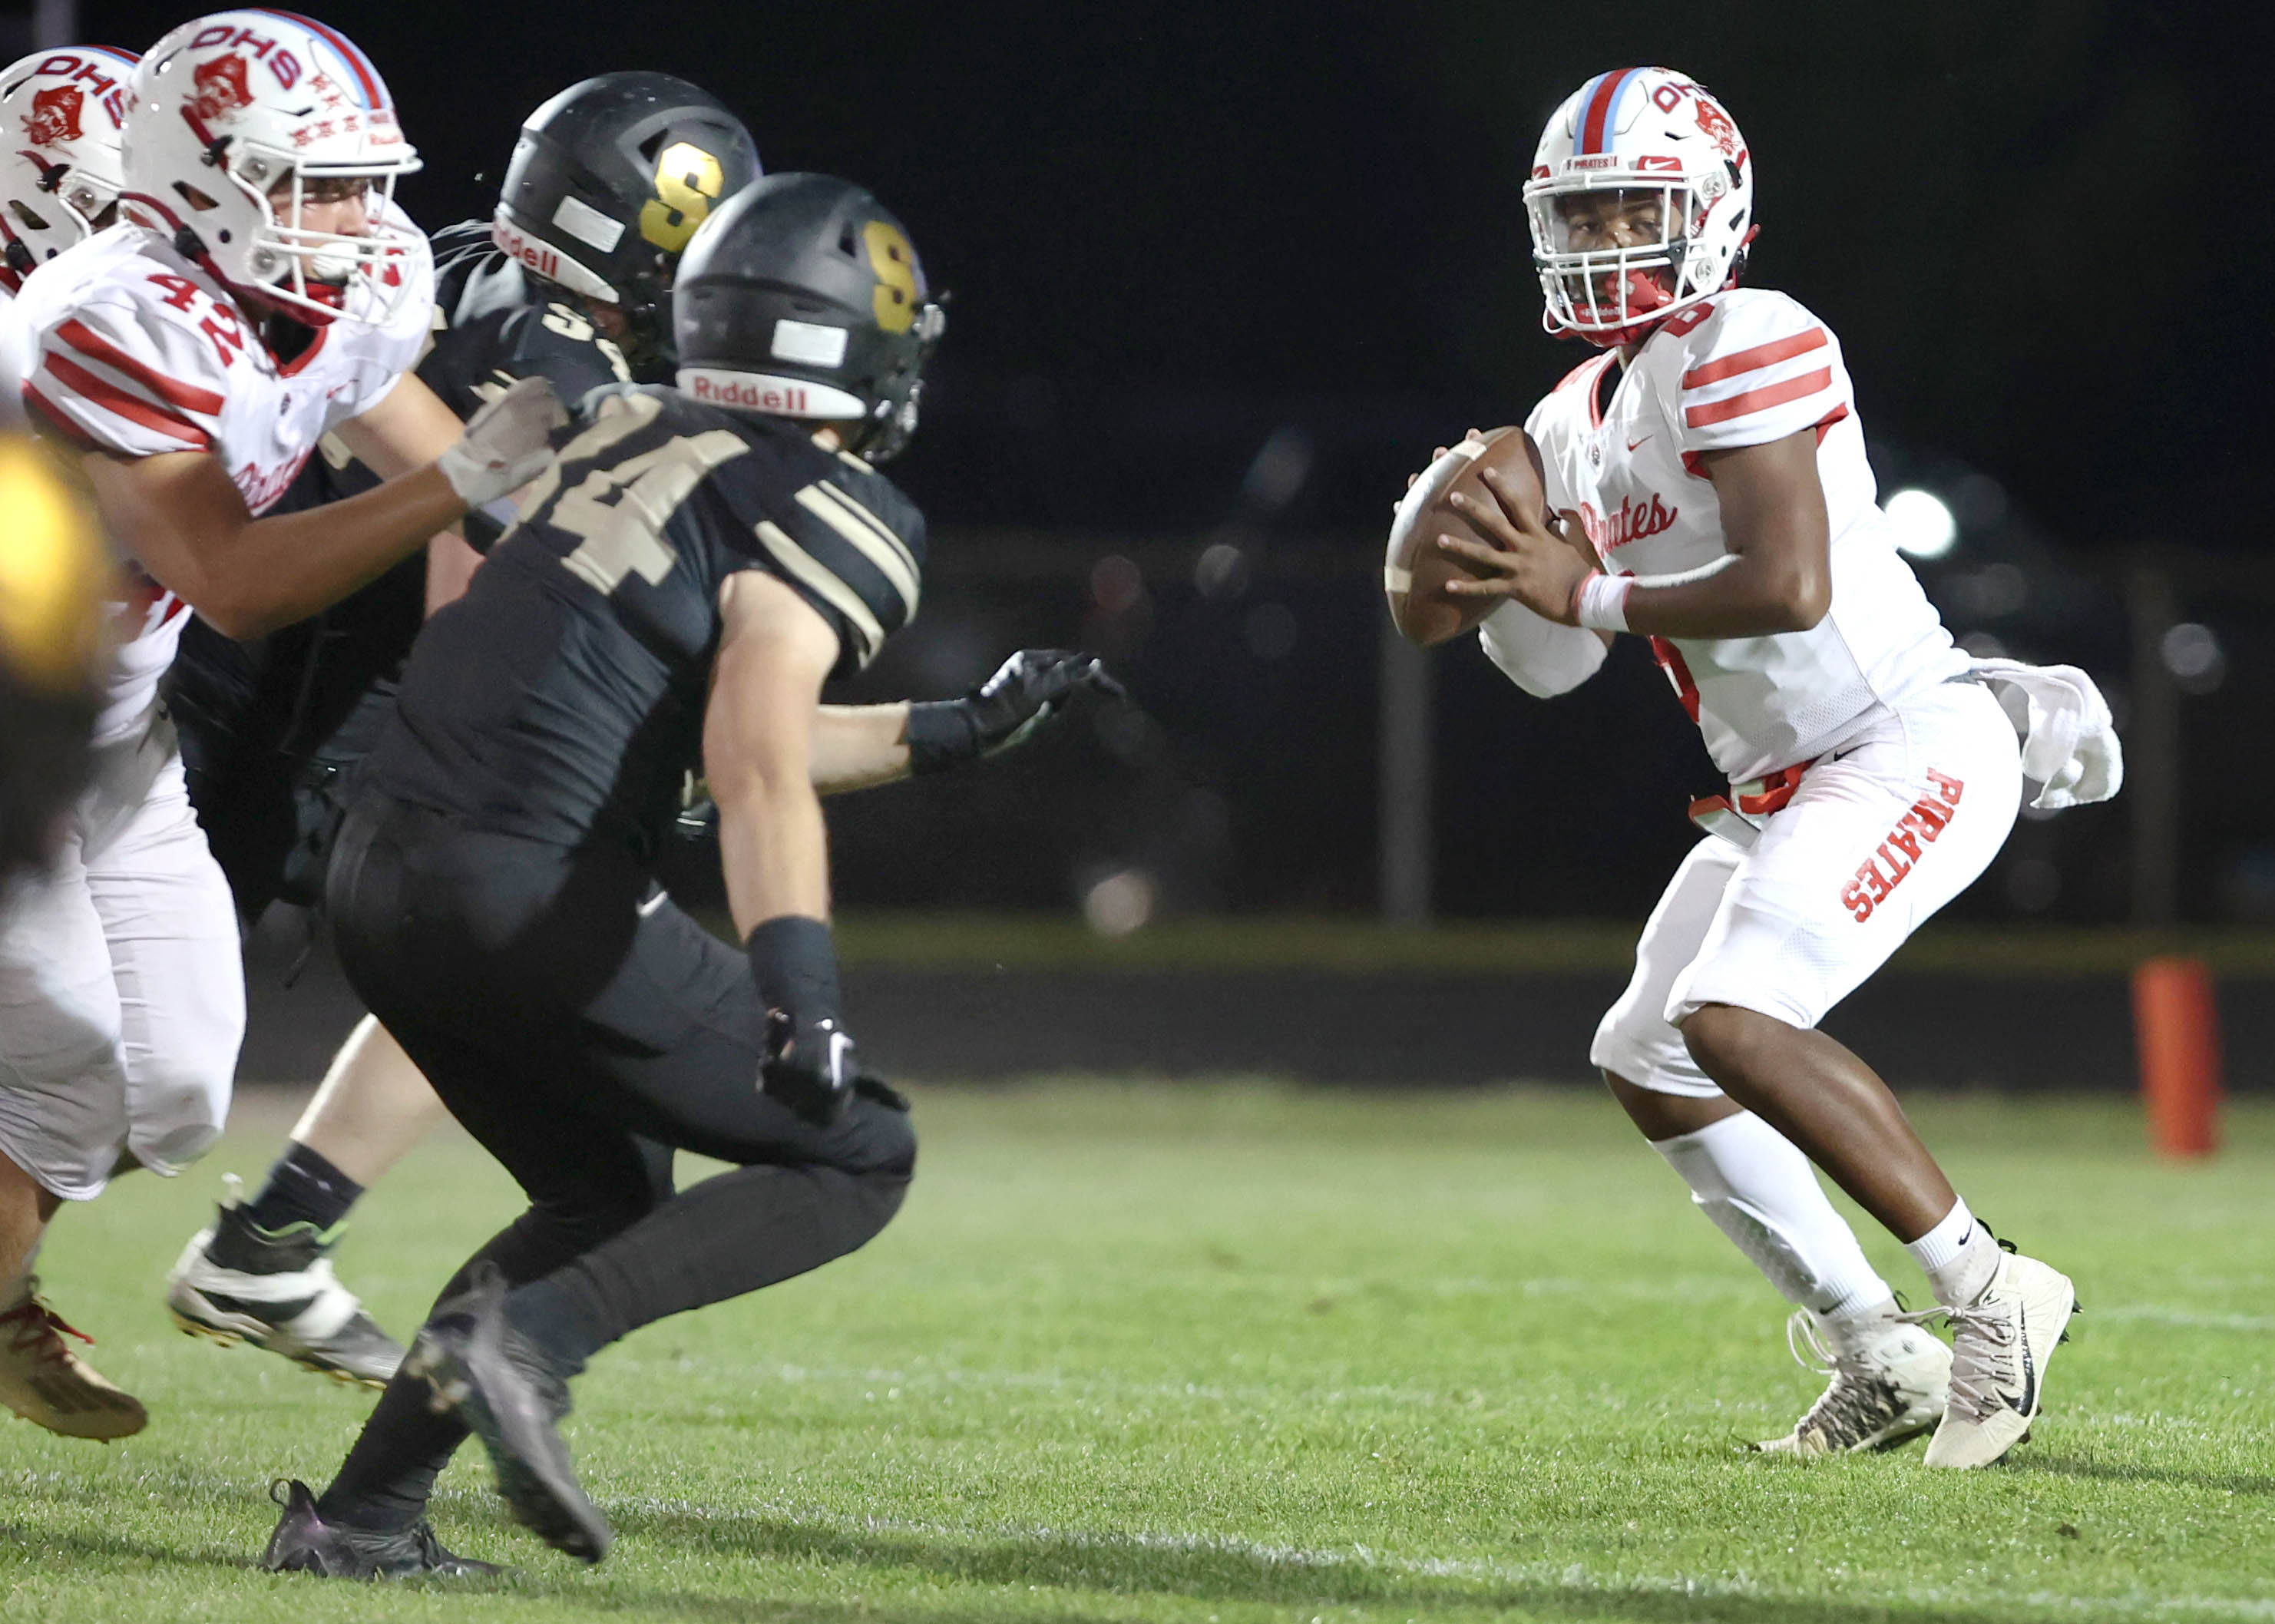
top-left (0, 1279), bottom-right (146, 1440)
top-left (403, 1264), bottom-right (610, 1563)
top-left (167, 1188), bottom-right (404, 1388)
top-left (259, 1478), bottom-right (501, 1579)
top-left (1921, 1247), bottom-right (2077, 1470)
top-left (1756, 1307), bottom-right (1951, 1456)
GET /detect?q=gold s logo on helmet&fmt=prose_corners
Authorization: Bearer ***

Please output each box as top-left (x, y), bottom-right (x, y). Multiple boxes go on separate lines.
top-left (862, 220), bottom-right (919, 334)
top-left (638, 142), bottom-right (725, 253)
top-left (0, 436), bottom-right (107, 693)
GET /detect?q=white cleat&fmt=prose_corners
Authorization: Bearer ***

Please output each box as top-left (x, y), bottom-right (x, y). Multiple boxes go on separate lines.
top-left (166, 1189), bottom-right (403, 1388)
top-left (0, 1278), bottom-right (147, 1440)
top-left (1921, 1249), bottom-right (2076, 1470)
top-left (1755, 1307), bottom-right (1950, 1456)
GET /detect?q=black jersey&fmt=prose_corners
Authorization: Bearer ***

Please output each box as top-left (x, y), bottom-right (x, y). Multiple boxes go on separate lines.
top-left (168, 220), bottom-right (660, 911)
top-left (362, 385), bottom-right (926, 855)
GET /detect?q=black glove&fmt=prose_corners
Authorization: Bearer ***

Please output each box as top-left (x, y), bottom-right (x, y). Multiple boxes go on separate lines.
top-left (904, 649), bottom-right (1124, 775)
top-left (748, 916), bottom-right (856, 1126)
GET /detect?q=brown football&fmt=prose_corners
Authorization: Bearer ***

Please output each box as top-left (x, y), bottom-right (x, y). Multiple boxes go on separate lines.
top-left (1383, 426), bottom-right (1549, 647)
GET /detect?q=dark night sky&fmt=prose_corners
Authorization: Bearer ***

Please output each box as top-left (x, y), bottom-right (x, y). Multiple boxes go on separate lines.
top-left (45, 2), bottom-right (2267, 923)
top-left (79, 1), bottom-right (2269, 551)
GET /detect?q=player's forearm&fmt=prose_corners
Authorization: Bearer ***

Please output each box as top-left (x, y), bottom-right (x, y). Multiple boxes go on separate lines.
top-left (716, 772), bottom-right (832, 940)
top-left (811, 703), bottom-right (914, 795)
top-left (179, 468), bottom-right (467, 639)
top-left (1619, 547), bottom-right (1829, 640)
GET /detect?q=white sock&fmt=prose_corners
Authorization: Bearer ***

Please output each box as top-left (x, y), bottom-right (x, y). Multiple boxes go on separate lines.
top-left (1905, 1197), bottom-right (1999, 1308)
top-left (1652, 1110), bottom-right (1896, 1323)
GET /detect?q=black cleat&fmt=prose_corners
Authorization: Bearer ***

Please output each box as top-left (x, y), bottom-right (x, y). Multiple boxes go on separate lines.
top-left (403, 1265), bottom-right (611, 1563)
top-left (258, 1479), bottom-right (501, 1579)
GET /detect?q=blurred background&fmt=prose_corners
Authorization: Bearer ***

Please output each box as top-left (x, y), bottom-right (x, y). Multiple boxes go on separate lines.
top-left (25, 0), bottom-right (2273, 1090)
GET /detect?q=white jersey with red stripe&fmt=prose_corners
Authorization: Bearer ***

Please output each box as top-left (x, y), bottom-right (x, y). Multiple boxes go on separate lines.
top-left (1525, 287), bottom-right (1968, 782)
top-left (13, 214), bottom-right (433, 741)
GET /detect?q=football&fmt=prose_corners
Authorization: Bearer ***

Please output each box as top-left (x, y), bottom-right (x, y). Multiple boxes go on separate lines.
top-left (1383, 426), bottom-right (1549, 647)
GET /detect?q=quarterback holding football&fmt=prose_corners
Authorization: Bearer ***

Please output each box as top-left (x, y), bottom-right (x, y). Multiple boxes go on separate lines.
top-left (1430, 68), bottom-right (2120, 1467)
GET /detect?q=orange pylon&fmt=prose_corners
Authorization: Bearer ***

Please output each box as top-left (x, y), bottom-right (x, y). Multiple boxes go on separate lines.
top-left (2133, 956), bottom-right (2221, 1159)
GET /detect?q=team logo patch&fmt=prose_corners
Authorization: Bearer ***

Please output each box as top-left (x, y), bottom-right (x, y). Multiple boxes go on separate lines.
top-left (1694, 97), bottom-right (1740, 160)
top-left (22, 85), bottom-right (83, 147)
top-left (1840, 769), bottom-right (1965, 924)
top-left (188, 54), bottom-right (253, 123)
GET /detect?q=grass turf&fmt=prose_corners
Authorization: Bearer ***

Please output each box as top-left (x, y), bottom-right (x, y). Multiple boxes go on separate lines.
top-left (1, 1083), bottom-right (2270, 1622)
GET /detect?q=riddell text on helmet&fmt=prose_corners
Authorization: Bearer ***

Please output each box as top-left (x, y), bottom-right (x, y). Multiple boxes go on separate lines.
top-left (1840, 769), bottom-right (1964, 924)
top-left (687, 375), bottom-right (816, 413)
top-left (493, 222), bottom-right (560, 283)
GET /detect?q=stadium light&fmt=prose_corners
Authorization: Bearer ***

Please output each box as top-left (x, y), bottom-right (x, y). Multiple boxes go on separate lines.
top-left (1884, 488), bottom-right (1958, 559)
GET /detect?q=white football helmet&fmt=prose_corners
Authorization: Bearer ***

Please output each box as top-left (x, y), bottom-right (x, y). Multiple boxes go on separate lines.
top-left (1525, 68), bottom-right (1755, 346)
top-left (0, 47), bottom-right (138, 289)
top-left (120, 10), bottom-right (424, 326)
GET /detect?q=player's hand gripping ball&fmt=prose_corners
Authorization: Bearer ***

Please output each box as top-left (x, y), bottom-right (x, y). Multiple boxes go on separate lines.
top-left (1386, 428), bottom-right (1594, 644)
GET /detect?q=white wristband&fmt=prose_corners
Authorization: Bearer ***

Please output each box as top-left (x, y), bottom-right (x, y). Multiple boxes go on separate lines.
top-left (1573, 571), bottom-right (1632, 633)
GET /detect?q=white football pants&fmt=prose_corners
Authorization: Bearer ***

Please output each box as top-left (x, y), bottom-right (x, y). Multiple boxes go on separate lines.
top-left (0, 706), bottom-right (240, 1199)
top-left (1595, 679), bottom-right (2022, 1096)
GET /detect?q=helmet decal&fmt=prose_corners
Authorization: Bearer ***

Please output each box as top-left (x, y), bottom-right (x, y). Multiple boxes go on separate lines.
top-left (862, 220), bottom-right (918, 334)
top-left (637, 141), bottom-right (724, 253)
top-left (1694, 96), bottom-right (1740, 160)
top-left (23, 84), bottom-right (84, 147)
top-left (187, 53), bottom-right (254, 123)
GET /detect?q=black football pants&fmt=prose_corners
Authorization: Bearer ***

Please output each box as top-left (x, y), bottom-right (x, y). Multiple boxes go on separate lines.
top-left (314, 797), bottom-right (915, 1529)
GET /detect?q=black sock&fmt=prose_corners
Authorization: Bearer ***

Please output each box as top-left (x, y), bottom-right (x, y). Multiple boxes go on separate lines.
top-left (243, 1142), bottom-right (364, 1234)
top-left (316, 1369), bottom-right (465, 1532)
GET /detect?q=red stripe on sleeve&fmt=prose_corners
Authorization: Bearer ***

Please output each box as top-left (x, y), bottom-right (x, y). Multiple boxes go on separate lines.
top-left (1683, 367), bottom-right (1834, 428)
top-left (41, 353), bottom-right (210, 448)
top-left (20, 382), bottom-right (104, 451)
top-left (1681, 327), bottom-right (1827, 389)
top-left (55, 319), bottom-right (226, 416)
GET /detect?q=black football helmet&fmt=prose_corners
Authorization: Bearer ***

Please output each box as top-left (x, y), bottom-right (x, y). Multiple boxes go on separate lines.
top-left (491, 72), bottom-right (762, 365)
top-left (672, 173), bottom-right (944, 462)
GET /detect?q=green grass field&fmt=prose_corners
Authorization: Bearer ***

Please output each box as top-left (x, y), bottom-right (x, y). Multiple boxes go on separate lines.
top-left (2, 1083), bottom-right (2270, 1622)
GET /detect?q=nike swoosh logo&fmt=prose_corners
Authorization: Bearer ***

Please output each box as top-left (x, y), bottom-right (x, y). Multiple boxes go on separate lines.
top-left (1626, 436), bottom-right (1652, 452)
top-left (2000, 1308), bottom-right (2038, 1417)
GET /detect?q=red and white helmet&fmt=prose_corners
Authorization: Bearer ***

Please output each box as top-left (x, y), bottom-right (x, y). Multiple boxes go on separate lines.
top-left (1525, 68), bottom-right (1754, 346)
top-left (0, 47), bottom-right (138, 289)
top-left (120, 10), bottom-right (423, 326)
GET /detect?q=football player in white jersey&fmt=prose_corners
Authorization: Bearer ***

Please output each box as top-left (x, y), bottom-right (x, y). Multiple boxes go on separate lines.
top-left (0, 10), bottom-right (562, 1439)
top-left (1433, 68), bottom-right (2118, 1469)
